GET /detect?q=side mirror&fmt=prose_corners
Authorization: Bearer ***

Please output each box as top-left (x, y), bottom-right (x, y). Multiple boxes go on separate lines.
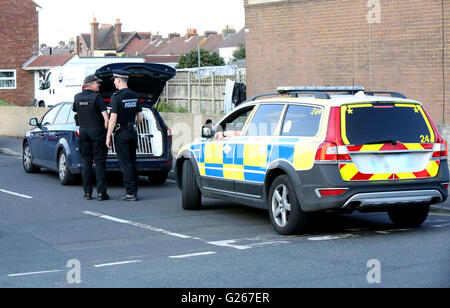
top-left (29, 118), bottom-right (39, 127)
top-left (202, 125), bottom-right (215, 138)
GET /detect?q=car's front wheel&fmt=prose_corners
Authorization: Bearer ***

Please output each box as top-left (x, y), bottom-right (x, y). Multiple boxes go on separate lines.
top-left (268, 175), bottom-right (309, 235)
top-left (58, 150), bottom-right (76, 185)
top-left (388, 205), bottom-right (430, 228)
top-left (23, 142), bottom-right (40, 173)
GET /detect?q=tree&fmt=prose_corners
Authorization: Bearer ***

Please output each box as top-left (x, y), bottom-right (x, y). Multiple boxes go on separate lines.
top-left (231, 44), bottom-right (246, 63)
top-left (176, 48), bottom-right (225, 69)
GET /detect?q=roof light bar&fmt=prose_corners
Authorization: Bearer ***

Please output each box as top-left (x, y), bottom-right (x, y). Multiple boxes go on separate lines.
top-left (277, 86), bottom-right (365, 94)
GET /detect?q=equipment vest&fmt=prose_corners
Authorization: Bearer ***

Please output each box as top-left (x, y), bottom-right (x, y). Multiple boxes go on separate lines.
top-left (74, 90), bottom-right (105, 129)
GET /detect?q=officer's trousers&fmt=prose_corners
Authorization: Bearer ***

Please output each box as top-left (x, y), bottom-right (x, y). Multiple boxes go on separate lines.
top-left (115, 129), bottom-right (138, 195)
top-left (79, 128), bottom-right (108, 195)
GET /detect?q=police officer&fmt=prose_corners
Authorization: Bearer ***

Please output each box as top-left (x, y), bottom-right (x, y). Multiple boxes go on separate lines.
top-left (106, 70), bottom-right (143, 201)
top-left (73, 74), bottom-right (110, 201)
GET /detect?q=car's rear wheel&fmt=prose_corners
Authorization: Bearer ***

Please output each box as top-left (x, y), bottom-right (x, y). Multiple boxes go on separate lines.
top-left (58, 151), bottom-right (76, 185)
top-left (181, 160), bottom-right (201, 210)
top-left (268, 175), bottom-right (308, 235)
top-left (388, 204), bottom-right (430, 228)
top-left (23, 142), bottom-right (40, 173)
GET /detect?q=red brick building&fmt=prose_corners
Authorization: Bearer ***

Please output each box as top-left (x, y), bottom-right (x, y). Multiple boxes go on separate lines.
top-left (244, 0), bottom-right (449, 124)
top-left (0, 0), bottom-right (39, 106)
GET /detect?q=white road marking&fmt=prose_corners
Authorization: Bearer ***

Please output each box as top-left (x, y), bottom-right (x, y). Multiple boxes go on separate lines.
top-left (8, 270), bottom-right (61, 277)
top-left (83, 211), bottom-right (200, 240)
top-left (94, 260), bottom-right (142, 268)
top-left (0, 189), bottom-right (33, 199)
top-left (166, 179), bottom-right (176, 184)
top-left (307, 234), bottom-right (355, 241)
top-left (207, 237), bottom-right (290, 250)
top-left (169, 252), bottom-right (217, 259)
top-left (430, 223), bottom-right (450, 228)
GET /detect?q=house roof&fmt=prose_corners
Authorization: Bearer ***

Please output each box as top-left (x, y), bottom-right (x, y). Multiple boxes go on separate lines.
top-left (23, 54), bottom-right (76, 70)
top-left (217, 28), bottom-right (246, 49)
top-left (144, 55), bottom-right (180, 64)
top-left (80, 25), bottom-right (149, 51)
top-left (128, 33), bottom-right (225, 57)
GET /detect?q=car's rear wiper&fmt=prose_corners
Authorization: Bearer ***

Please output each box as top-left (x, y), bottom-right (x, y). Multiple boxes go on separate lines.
top-left (364, 139), bottom-right (400, 145)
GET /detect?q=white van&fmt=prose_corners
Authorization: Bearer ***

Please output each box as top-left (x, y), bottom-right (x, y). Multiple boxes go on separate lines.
top-left (35, 57), bottom-right (145, 107)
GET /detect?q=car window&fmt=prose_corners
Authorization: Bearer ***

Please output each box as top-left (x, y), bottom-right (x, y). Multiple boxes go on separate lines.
top-left (246, 104), bottom-right (285, 136)
top-left (40, 105), bottom-right (62, 126)
top-left (218, 106), bottom-right (255, 133)
top-left (342, 103), bottom-right (435, 145)
top-left (67, 106), bottom-right (76, 124)
top-left (53, 104), bottom-right (72, 125)
top-left (281, 105), bottom-right (323, 137)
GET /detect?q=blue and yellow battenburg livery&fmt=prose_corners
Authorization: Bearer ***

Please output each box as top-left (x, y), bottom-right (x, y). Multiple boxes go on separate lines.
top-left (179, 135), bottom-right (321, 184)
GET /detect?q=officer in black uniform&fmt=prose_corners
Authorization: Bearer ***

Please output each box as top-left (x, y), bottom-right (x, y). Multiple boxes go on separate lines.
top-left (106, 70), bottom-right (143, 201)
top-left (73, 74), bottom-right (110, 201)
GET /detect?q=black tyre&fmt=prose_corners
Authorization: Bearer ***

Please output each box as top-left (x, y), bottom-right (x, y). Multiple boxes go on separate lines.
top-left (148, 170), bottom-right (169, 185)
top-left (268, 175), bottom-right (309, 235)
top-left (58, 150), bottom-right (76, 185)
top-left (388, 205), bottom-right (430, 228)
top-left (181, 160), bottom-right (201, 210)
top-left (23, 142), bottom-right (40, 173)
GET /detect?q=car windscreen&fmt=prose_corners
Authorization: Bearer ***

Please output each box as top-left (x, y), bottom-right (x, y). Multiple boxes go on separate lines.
top-left (341, 102), bottom-right (435, 145)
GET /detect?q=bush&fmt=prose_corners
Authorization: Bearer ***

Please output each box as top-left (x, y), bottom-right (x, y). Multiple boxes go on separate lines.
top-left (157, 100), bottom-right (189, 113)
top-left (0, 100), bottom-right (10, 106)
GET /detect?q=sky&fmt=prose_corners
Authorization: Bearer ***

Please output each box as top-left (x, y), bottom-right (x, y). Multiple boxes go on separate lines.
top-left (34, 0), bottom-right (246, 46)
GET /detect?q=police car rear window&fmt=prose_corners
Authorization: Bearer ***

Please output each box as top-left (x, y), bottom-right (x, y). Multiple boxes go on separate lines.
top-left (282, 105), bottom-right (322, 137)
top-left (341, 103), bottom-right (435, 145)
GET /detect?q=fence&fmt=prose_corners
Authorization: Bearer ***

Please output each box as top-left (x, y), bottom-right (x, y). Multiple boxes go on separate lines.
top-left (158, 69), bottom-right (246, 115)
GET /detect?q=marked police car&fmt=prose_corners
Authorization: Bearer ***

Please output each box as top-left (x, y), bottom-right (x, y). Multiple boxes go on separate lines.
top-left (175, 86), bottom-right (449, 235)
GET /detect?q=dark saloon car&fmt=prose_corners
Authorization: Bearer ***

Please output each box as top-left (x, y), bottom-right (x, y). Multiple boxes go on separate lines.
top-left (23, 63), bottom-right (176, 185)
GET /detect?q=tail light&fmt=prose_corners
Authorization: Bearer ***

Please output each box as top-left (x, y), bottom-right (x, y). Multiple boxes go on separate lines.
top-left (167, 127), bottom-right (172, 139)
top-left (315, 107), bottom-right (351, 162)
top-left (432, 141), bottom-right (448, 159)
top-left (315, 142), bottom-right (351, 162)
top-left (442, 183), bottom-right (449, 190)
top-left (75, 129), bottom-right (80, 139)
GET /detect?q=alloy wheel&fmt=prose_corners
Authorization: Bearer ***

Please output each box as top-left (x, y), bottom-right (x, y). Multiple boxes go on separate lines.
top-left (59, 153), bottom-right (67, 180)
top-left (23, 145), bottom-right (32, 170)
top-left (271, 184), bottom-right (292, 228)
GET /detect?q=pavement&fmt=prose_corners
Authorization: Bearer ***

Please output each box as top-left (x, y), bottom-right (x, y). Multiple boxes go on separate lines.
top-left (0, 136), bottom-right (448, 212)
top-left (0, 136), bottom-right (22, 157)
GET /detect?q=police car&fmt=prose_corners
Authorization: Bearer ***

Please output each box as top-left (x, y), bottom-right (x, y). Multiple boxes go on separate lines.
top-left (175, 87), bottom-right (449, 235)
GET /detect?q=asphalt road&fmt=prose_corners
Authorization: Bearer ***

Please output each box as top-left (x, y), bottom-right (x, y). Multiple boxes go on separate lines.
top-left (0, 152), bottom-right (449, 289)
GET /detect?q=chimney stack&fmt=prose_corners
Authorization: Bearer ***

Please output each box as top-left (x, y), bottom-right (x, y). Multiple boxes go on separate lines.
top-left (169, 32), bottom-right (180, 40)
top-left (222, 25), bottom-right (236, 39)
top-left (185, 28), bottom-right (198, 40)
top-left (90, 18), bottom-right (99, 52)
top-left (115, 18), bottom-right (122, 44)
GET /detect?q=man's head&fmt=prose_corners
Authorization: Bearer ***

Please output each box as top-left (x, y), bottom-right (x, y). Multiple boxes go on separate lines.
top-left (83, 74), bottom-right (102, 92)
top-left (111, 70), bottom-right (130, 90)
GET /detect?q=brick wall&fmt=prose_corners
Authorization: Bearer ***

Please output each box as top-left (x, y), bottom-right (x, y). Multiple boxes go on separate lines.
top-left (245, 0), bottom-right (449, 124)
top-left (0, 0), bottom-right (39, 106)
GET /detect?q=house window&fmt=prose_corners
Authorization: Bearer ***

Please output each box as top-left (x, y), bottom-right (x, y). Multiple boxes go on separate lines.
top-left (0, 70), bottom-right (16, 89)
